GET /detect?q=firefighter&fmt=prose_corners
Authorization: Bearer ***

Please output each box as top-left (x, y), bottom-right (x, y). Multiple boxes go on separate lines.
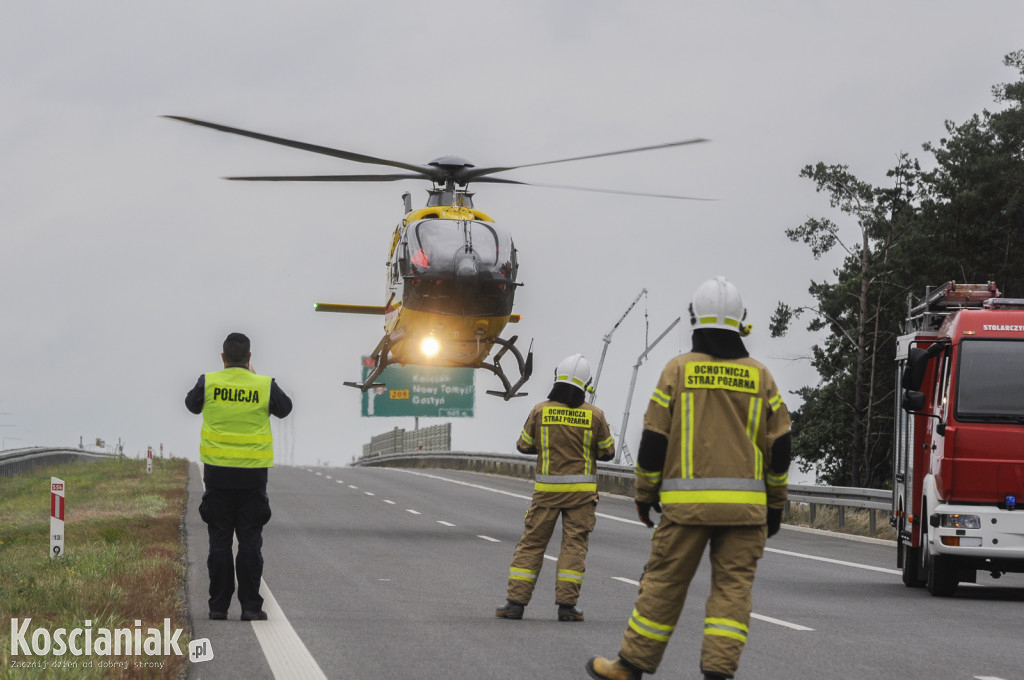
top-left (587, 277), bottom-right (792, 680)
top-left (495, 354), bottom-right (615, 622)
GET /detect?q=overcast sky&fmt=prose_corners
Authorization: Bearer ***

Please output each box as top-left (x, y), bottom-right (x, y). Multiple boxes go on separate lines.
top-left (2, 2), bottom-right (1022, 475)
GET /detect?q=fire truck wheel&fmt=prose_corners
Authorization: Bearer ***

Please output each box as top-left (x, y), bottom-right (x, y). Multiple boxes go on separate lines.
top-left (927, 553), bottom-right (959, 597)
top-left (900, 541), bottom-right (924, 588)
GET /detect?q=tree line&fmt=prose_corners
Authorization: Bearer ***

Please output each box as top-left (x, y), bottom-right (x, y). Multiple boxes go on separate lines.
top-left (772, 51), bottom-right (1024, 489)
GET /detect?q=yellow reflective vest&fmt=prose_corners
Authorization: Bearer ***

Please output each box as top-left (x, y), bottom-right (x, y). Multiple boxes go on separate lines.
top-left (200, 368), bottom-right (274, 468)
top-left (637, 352), bottom-right (791, 525)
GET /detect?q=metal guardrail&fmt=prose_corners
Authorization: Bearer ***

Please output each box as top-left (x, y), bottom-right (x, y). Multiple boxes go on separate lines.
top-left (788, 483), bottom-right (890, 533)
top-left (0, 446), bottom-right (119, 477)
top-left (353, 450), bottom-right (893, 531)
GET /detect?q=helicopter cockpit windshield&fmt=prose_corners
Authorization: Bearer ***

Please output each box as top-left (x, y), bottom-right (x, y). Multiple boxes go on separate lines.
top-left (403, 219), bottom-right (518, 318)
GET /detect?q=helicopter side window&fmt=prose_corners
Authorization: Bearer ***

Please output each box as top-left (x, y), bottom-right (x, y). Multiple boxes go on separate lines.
top-left (398, 242), bottom-right (410, 276)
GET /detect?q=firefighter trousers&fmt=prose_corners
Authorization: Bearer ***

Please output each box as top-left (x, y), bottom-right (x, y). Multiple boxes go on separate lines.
top-left (619, 521), bottom-right (765, 677)
top-left (505, 501), bottom-right (596, 606)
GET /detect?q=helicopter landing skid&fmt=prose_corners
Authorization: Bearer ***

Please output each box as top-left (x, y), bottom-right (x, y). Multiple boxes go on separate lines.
top-left (483, 335), bottom-right (534, 401)
top-left (342, 332), bottom-right (398, 392)
top-left (343, 380), bottom-right (386, 391)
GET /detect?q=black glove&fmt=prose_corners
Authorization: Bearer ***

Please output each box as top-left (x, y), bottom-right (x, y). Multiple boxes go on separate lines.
top-left (766, 507), bottom-right (782, 538)
top-left (636, 500), bottom-right (662, 528)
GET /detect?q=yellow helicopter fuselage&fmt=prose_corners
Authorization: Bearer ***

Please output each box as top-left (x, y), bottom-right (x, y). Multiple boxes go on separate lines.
top-left (382, 203), bottom-right (520, 367)
top-left (316, 196), bottom-right (531, 398)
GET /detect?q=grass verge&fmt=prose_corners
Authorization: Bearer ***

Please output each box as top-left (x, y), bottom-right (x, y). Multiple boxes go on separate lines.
top-left (0, 457), bottom-right (190, 679)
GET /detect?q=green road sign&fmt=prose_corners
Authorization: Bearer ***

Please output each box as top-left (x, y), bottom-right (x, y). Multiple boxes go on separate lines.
top-left (360, 358), bottom-right (475, 417)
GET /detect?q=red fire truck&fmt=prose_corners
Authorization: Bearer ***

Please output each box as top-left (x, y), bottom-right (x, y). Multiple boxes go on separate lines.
top-left (892, 282), bottom-right (1024, 596)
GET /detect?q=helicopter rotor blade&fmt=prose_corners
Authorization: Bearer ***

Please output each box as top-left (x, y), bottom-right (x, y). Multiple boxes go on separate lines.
top-left (226, 173), bottom-right (427, 182)
top-left (164, 115), bottom-right (439, 179)
top-left (473, 176), bottom-right (714, 201)
top-left (461, 138), bottom-right (710, 182)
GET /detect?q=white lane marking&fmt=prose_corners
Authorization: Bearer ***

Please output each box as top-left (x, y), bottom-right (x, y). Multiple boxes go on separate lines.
top-left (765, 547), bottom-right (901, 575)
top-left (197, 463), bottom-right (328, 678)
top-left (365, 491), bottom-right (376, 496)
top-left (389, 468), bottom-right (897, 575)
top-left (315, 472), bottom-right (322, 476)
top-left (383, 500), bottom-right (396, 505)
top-left (437, 520), bottom-right (456, 527)
top-left (335, 480), bottom-right (344, 484)
top-left (391, 468), bottom-right (533, 499)
top-left (478, 535), bottom-right (501, 543)
top-left (751, 613), bottom-right (814, 631)
top-left (348, 485), bottom-right (359, 489)
top-left (325, 475), bottom-right (332, 479)
top-left (252, 578), bottom-right (328, 680)
top-left (406, 509), bottom-right (422, 515)
top-left (609, 576), bottom-right (813, 631)
top-left (975, 676), bottom-right (1008, 680)
top-left (390, 468), bottom-right (648, 526)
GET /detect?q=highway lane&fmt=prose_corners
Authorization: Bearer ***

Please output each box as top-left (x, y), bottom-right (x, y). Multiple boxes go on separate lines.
top-left (187, 464), bottom-right (1024, 679)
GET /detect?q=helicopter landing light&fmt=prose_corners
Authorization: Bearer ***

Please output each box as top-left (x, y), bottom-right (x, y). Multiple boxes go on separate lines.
top-left (420, 336), bottom-right (441, 358)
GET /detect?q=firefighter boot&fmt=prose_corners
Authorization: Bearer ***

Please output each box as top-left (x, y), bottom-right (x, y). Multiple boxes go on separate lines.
top-left (495, 599), bottom-right (525, 620)
top-left (558, 604), bottom-right (584, 621)
top-left (586, 656), bottom-right (643, 680)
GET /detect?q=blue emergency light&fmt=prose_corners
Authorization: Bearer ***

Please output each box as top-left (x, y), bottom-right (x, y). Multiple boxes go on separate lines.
top-left (1007, 495), bottom-right (1017, 511)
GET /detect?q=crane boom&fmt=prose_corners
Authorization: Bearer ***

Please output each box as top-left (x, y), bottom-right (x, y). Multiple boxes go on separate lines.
top-left (616, 316), bottom-right (680, 465)
top-left (589, 289), bottom-right (647, 404)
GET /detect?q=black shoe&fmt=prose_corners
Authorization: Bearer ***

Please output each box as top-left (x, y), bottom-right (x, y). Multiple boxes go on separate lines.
top-left (558, 604), bottom-right (584, 622)
top-left (703, 673), bottom-right (730, 680)
top-left (495, 599), bottom-right (525, 619)
top-left (208, 611), bottom-right (227, 621)
top-left (241, 609), bottom-right (268, 621)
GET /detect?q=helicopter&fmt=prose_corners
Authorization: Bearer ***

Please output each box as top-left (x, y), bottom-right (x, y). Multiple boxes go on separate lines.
top-left (165, 116), bottom-right (708, 399)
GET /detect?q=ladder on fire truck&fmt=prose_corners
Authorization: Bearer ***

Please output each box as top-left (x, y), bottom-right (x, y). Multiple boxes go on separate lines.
top-left (902, 281), bottom-right (1000, 333)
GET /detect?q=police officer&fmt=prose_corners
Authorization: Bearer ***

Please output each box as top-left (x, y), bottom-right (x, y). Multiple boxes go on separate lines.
top-left (587, 277), bottom-right (792, 680)
top-left (185, 332), bottom-right (292, 621)
top-left (495, 354), bottom-right (615, 622)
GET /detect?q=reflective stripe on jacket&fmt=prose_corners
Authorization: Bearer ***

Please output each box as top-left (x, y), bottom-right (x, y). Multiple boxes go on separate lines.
top-left (200, 368), bottom-right (274, 468)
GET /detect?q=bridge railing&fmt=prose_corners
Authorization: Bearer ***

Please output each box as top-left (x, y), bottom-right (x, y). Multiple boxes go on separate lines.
top-left (353, 450), bottom-right (893, 532)
top-left (0, 446), bottom-right (119, 477)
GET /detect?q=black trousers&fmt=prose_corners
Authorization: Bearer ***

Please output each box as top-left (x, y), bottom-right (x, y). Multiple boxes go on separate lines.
top-left (199, 487), bottom-right (272, 613)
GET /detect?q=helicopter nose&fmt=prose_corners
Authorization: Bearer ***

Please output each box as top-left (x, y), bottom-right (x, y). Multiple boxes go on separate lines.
top-left (456, 256), bottom-right (479, 280)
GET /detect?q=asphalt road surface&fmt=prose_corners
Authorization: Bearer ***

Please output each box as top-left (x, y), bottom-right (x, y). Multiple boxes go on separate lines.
top-left (185, 464), bottom-right (1024, 680)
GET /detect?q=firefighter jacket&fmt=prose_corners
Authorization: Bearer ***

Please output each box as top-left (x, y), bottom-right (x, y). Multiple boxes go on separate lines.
top-left (517, 400), bottom-right (615, 509)
top-left (200, 368), bottom-right (274, 469)
top-left (635, 352), bottom-right (791, 525)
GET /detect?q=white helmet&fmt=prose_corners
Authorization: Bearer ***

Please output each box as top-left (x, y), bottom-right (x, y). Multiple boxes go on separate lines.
top-left (689, 276), bottom-right (748, 334)
top-left (554, 353), bottom-right (593, 393)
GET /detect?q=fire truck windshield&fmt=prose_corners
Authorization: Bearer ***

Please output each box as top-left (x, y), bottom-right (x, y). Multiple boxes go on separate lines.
top-left (956, 339), bottom-right (1024, 421)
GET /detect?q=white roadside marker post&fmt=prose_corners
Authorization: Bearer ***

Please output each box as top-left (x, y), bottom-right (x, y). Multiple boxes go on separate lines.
top-left (147, 445), bottom-right (153, 474)
top-left (50, 477), bottom-right (65, 559)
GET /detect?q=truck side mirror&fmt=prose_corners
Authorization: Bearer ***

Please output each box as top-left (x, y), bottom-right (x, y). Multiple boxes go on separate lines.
top-left (902, 390), bottom-right (926, 412)
top-left (902, 347), bottom-right (929, 392)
